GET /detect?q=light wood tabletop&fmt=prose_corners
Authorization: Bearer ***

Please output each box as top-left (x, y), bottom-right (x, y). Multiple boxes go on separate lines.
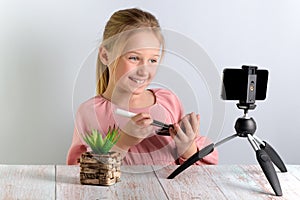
top-left (0, 164), bottom-right (299, 199)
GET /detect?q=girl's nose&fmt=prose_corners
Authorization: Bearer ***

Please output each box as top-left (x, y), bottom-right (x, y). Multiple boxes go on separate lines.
top-left (140, 59), bottom-right (148, 67)
top-left (137, 65), bottom-right (148, 76)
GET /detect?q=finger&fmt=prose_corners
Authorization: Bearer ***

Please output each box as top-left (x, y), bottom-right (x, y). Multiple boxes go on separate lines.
top-left (131, 113), bottom-right (152, 123)
top-left (190, 112), bottom-right (199, 134)
top-left (132, 113), bottom-right (151, 120)
top-left (172, 123), bottom-right (184, 141)
top-left (169, 125), bottom-right (177, 139)
top-left (181, 116), bottom-right (194, 137)
top-left (190, 112), bottom-right (197, 132)
top-left (136, 118), bottom-right (153, 127)
top-left (197, 114), bottom-right (200, 122)
top-left (196, 114), bottom-right (200, 135)
top-left (174, 121), bottom-right (191, 141)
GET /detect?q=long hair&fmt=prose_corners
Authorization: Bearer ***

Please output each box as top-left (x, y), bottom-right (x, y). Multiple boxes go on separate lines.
top-left (96, 8), bottom-right (164, 95)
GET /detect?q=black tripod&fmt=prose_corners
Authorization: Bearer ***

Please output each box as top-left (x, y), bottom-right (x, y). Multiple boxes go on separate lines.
top-left (168, 103), bottom-right (287, 196)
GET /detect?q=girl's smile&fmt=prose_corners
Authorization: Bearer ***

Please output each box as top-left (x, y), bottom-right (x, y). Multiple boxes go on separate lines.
top-left (128, 76), bottom-right (147, 84)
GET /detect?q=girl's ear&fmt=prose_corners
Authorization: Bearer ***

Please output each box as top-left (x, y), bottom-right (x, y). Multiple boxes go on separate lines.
top-left (98, 46), bottom-right (109, 65)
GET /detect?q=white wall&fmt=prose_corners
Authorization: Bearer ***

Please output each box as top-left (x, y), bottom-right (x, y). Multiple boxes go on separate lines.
top-left (1, 0), bottom-right (299, 164)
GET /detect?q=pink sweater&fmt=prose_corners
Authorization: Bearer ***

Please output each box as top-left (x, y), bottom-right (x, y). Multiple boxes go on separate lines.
top-left (67, 88), bottom-right (218, 165)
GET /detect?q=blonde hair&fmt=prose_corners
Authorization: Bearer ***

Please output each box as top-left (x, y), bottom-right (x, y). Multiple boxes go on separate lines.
top-left (96, 8), bottom-right (164, 95)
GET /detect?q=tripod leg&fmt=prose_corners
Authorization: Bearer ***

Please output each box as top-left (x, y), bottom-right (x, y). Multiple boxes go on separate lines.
top-left (167, 143), bottom-right (214, 179)
top-left (215, 133), bottom-right (238, 147)
top-left (168, 134), bottom-right (238, 179)
top-left (248, 135), bottom-right (283, 196)
top-left (256, 150), bottom-right (282, 196)
top-left (253, 135), bottom-right (287, 172)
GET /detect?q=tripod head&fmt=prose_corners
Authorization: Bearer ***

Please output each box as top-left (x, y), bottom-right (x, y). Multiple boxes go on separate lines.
top-left (237, 102), bottom-right (256, 115)
top-left (234, 110), bottom-right (256, 137)
top-left (235, 101), bottom-right (257, 137)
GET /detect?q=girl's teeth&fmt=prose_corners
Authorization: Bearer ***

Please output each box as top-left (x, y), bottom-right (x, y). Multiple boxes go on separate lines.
top-left (135, 79), bottom-right (144, 84)
top-left (130, 77), bottom-right (145, 84)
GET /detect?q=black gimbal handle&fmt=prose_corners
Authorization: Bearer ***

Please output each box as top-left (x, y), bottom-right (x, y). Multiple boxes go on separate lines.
top-left (260, 141), bottom-right (287, 172)
top-left (167, 143), bottom-right (215, 179)
top-left (256, 149), bottom-right (282, 196)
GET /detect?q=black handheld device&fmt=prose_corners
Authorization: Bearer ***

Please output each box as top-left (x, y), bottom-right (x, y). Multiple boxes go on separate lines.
top-left (221, 65), bottom-right (268, 105)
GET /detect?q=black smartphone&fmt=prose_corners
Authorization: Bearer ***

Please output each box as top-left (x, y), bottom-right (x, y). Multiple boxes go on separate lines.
top-left (221, 66), bottom-right (269, 103)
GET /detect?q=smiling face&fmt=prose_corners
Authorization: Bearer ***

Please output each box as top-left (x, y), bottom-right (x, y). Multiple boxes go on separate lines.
top-left (107, 30), bottom-right (162, 96)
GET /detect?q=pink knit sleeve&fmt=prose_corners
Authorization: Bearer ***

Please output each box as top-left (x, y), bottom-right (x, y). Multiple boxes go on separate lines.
top-left (66, 128), bottom-right (87, 165)
top-left (66, 103), bottom-right (89, 165)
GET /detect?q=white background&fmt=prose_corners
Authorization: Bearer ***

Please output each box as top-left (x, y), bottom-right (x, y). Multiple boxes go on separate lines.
top-left (0, 0), bottom-right (299, 165)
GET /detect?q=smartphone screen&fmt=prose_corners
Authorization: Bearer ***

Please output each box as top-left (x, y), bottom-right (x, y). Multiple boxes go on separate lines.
top-left (221, 68), bottom-right (268, 101)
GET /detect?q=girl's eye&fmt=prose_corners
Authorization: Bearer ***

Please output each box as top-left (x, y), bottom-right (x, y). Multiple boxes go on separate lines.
top-left (149, 59), bottom-right (157, 64)
top-left (129, 56), bottom-right (139, 61)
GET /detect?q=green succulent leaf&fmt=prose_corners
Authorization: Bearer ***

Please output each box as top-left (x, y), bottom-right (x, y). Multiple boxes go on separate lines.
top-left (82, 125), bottom-right (120, 154)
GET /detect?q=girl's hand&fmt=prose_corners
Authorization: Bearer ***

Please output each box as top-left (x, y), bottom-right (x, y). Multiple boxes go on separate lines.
top-left (117, 113), bottom-right (154, 150)
top-left (170, 112), bottom-right (200, 158)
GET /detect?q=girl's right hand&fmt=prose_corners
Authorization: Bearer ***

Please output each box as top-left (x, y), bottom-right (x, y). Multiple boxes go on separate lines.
top-left (117, 113), bottom-right (155, 150)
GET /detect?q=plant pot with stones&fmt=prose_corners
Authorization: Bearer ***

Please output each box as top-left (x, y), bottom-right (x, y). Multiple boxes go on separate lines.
top-left (80, 125), bottom-right (121, 186)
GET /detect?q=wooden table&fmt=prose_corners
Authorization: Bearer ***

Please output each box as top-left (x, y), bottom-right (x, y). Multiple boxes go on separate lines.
top-left (0, 165), bottom-right (299, 199)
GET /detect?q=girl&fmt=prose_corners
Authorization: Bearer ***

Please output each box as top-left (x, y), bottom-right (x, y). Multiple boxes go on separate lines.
top-left (67, 8), bottom-right (218, 165)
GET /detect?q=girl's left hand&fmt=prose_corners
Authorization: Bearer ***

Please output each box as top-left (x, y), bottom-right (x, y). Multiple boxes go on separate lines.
top-left (170, 112), bottom-right (200, 158)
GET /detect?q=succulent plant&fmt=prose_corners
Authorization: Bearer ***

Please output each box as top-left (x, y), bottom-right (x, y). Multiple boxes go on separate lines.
top-left (83, 125), bottom-right (120, 154)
